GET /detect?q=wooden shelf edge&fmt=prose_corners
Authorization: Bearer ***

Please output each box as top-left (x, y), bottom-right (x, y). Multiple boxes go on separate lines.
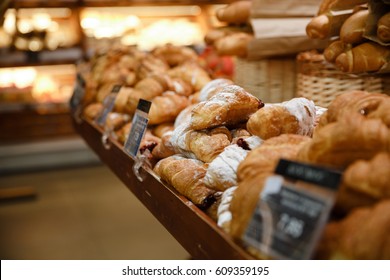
top-left (73, 117), bottom-right (254, 260)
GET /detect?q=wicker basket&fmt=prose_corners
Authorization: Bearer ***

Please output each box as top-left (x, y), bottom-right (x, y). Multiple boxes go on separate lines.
top-left (296, 51), bottom-right (390, 108)
top-left (234, 57), bottom-right (296, 103)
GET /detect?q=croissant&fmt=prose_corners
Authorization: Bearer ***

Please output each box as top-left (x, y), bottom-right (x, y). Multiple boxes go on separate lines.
top-left (316, 200), bottom-right (390, 260)
top-left (216, 1), bottom-right (252, 24)
top-left (342, 152), bottom-right (390, 200)
top-left (168, 62), bottom-right (211, 92)
top-left (190, 85), bottom-right (263, 131)
top-left (137, 54), bottom-right (170, 80)
top-left (153, 155), bottom-right (216, 209)
top-left (247, 98), bottom-right (316, 140)
top-left (297, 114), bottom-right (390, 169)
top-left (317, 91), bottom-right (390, 129)
top-left (104, 112), bottom-right (131, 132)
top-left (134, 74), bottom-right (172, 99)
top-left (324, 40), bottom-right (347, 62)
top-left (198, 78), bottom-right (234, 102)
top-left (237, 134), bottom-right (311, 183)
top-left (335, 42), bottom-right (390, 73)
top-left (231, 134), bottom-right (312, 240)
top-left (148, 92), bottom-right (189, 125)
top-left (83, 102), bottom-right (103, 120)
top-left (170, 78), bottom-right (193, 97)
top-left (339, 9), bottom-right (368, 44)
top-left (204, 144), bottom-right (250, 192)
top-left (152, 44), bottom-right (198, 67)
top-left (378, 12), bottom-right (390, 43)
top-left (170, 124), bottom-right (232, 163)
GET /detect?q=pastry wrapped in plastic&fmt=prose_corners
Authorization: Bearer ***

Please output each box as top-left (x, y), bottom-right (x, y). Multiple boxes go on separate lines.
top-left (190, 85), bottom-right (263, 131)
top-left (170, 124), bottom-right (232, 163)
top-left (316, 200), bottom-right (390, 260)
top-left (153, 155), bottom-right (216, 209)
top-left (247, 97), bottom-right (316, 139)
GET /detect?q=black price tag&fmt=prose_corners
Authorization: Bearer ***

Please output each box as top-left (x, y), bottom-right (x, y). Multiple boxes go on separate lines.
top-left (124, 99), bottom-right (151, 159)
top-left (70, 73), bottom-right (86, 112)
top-left (243, 159), bottom-right (341, 260)
top-left (96, 85), bottom-right (121, 126)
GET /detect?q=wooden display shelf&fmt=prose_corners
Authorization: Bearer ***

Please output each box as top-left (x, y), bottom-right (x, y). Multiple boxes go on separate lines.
top-left (73, 117), bottom-right (254, 260)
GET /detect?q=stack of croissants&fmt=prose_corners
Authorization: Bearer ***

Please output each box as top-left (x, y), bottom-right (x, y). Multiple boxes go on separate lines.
top-left (307, 0), bottom-right (390, 73)
top-left (79, 43), bottom-right (390, 260)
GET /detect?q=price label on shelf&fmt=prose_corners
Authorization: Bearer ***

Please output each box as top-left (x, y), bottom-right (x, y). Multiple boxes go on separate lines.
top-left (69, 73), bottom-right (86, 113)
top-left (124, 99), bottom-right (152, 159)
top-left (95, 85), bottom-right (122, 126)
top-left (243, 159), bottom-right (341, 260)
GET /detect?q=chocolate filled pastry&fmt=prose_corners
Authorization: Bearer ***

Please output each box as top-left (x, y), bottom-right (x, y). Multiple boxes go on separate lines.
top-left (153, 155), bottom-right (216, 209)
top-left (316, 200), bottom-right (390, 260)
top-left (190, 85), bottom-right (263, 131)
top-left (170, 124), bottom-right (232, 163)
top-left (247, 97), bottom-right (316, 140)
top-left (204, 144), bottom-right (250, 192)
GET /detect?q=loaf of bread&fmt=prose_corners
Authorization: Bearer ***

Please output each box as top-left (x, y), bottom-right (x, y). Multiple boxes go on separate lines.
top-left (190, 85), bottom-right (263, 131)
top-left (153, 155), bottom-right (216, 209)
top-left (247, 98), bottom-right (316, 140)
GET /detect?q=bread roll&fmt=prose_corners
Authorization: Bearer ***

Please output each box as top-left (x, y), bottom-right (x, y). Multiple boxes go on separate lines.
top-left (214, 32), bottom-right (254, 57)
top-left (324, 40), bottom-right (347, 62)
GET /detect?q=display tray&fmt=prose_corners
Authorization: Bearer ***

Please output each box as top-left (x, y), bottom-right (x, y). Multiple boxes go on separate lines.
top-left (73, 117), bottom-right (254, 260)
